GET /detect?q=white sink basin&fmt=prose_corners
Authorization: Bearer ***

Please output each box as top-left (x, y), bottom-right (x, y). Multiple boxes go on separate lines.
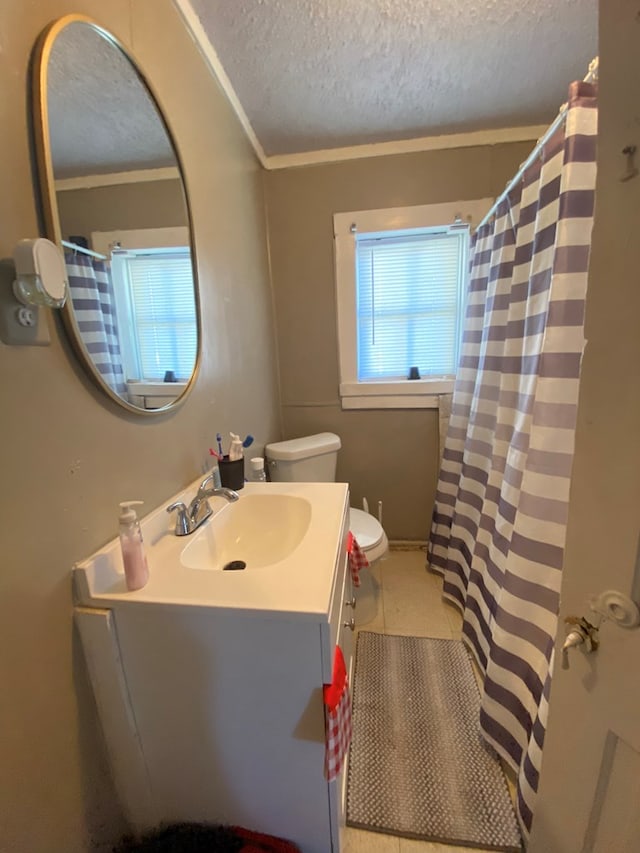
top-left (180, 493), bottom-right (312, 571)
top-left (73, 481), bottom-right (349, 615)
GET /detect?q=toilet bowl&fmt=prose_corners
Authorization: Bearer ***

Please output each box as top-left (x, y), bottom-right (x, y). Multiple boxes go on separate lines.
top-left (265, 432), bottom-right (388, 625)
top-left (348, 506), bottom-right (387, 623)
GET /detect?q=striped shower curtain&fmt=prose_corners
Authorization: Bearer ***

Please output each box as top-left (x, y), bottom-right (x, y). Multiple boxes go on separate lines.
top-left (65, 253), bottom-right (127, 396)
top-left (428, 81), bottom-right (597, 838)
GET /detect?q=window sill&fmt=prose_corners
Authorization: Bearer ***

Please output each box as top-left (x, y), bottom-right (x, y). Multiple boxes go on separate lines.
top-left (127, 381), bottom-right (187, 411)
top-left (339, 379), bottom-right (454, 410)
top-left (127, 381), bottom-right (187, 396)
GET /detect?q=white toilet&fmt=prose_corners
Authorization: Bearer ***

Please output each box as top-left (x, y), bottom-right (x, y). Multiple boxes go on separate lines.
top-left (265, 432), bottom-right (388, 624)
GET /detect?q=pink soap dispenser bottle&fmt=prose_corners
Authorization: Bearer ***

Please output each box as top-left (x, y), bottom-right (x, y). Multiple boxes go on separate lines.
top-left (118, 501), bottom-right (149, 591)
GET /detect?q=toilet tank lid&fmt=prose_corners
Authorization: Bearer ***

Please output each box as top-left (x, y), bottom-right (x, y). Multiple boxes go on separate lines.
top-left (265, 432), bottom-right (341, 461)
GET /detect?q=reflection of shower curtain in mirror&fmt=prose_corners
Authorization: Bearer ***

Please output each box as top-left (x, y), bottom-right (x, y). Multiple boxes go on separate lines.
top-left (428, 82), bottom-right (597, 839)
top-left (65, 253), bottom-right (127, 396)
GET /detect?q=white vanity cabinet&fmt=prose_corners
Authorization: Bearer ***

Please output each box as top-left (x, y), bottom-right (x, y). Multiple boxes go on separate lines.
top-left (74, 482), bottom-right (353, 853)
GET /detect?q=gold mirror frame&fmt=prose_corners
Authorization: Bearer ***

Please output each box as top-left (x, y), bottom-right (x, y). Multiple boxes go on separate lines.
top-left (31, 14), bottom-right (201, 416)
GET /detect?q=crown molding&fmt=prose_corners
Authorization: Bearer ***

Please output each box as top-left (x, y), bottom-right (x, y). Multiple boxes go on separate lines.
top-left (55, 166), bottom-right (181, 191)
top-left (264, 125), bottom-right (548, 170)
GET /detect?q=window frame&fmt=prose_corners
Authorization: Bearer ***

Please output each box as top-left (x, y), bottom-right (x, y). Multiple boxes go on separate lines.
top-left (333, 200), bottom-right (492, 409)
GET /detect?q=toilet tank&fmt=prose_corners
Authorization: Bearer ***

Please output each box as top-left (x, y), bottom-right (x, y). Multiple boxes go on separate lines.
top-left (265, 433), bottom-right (341, 482)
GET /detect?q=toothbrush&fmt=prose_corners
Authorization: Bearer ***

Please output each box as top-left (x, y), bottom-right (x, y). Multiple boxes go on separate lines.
top-left (216, 433), bottom-right (223, 456)
top-left (242, 434), bottom-right (254, 449)
top-left (209, 447), bottom-right (222, 461)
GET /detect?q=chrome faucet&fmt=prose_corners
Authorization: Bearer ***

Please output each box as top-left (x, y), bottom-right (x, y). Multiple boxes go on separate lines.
top-left (166, 475), bottom-right (239, 536)
top-left (196, 473), bottom-right (240, 502)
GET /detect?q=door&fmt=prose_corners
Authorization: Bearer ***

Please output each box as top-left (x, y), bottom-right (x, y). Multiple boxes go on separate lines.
top-left (529, 3), bottom-right (640, 850)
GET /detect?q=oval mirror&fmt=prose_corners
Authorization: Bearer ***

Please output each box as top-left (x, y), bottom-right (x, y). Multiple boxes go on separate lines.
top-left (31, 15), bottom-right (200, 414)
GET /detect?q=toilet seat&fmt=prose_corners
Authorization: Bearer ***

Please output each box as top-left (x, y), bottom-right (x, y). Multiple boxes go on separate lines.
top-left (349, 507), bottom-right (389, 563)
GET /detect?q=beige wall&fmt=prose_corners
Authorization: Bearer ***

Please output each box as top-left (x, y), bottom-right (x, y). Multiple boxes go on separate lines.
top-left (0, 2), bottom-right (280, 851)
top-left (57, 177), bottom-right (188, 240)
top-left (264, 142), bottom-right (532, 539)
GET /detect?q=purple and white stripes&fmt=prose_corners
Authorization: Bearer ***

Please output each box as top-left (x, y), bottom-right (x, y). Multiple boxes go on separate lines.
top-left (428, 82), bottom-right (598, 838)
top-left (65, 253), bottom-right (127, 397)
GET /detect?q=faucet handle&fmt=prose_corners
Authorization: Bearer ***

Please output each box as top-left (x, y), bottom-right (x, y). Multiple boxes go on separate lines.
top-left (166, 501), bottom-right (191, 536)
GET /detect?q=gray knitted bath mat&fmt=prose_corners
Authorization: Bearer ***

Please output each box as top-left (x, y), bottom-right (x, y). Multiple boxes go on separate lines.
top-left (346, 632), bottom-right (522, 851)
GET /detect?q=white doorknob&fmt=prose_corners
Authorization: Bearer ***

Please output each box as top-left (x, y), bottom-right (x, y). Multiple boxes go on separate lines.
top-left (561, 591), bottom-right (639, 671)
top-left (562, 616), bottom-right (599, 669)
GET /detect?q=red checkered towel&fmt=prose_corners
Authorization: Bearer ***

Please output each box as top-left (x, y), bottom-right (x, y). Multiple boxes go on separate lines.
top-left (323, 646), bottom-right (352, 781)
top-left (347, 530), bottom-right (368, 588)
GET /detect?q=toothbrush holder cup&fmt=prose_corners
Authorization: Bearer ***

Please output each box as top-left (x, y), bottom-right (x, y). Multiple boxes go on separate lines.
top-left (218, 455), bottom-right (244, 490)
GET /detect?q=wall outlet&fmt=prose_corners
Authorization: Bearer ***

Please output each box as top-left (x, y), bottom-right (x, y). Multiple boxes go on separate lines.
top-left (0, 258), bottom-right (51, 346)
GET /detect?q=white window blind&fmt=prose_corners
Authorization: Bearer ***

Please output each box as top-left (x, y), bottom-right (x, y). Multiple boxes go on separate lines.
top-left (355, 228), bottom-right (467, 381)
top-left (126, 250), bottom-right (197, 381)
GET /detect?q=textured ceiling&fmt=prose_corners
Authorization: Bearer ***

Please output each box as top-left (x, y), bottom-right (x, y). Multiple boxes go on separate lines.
top-left (45, 2), bottom-right (598, 176)
top-left (188, 0), bottom-right (598, 157)
top-left (48, 23), bottom-right (177, 179)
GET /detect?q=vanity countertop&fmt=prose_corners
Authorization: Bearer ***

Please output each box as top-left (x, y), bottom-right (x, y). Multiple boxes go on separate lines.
top-left (73, 479), bottom-right (349, 621)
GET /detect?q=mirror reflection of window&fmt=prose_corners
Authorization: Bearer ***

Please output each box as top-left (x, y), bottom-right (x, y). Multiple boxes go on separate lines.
top-left (90, 226), bottom-right (197, 400)
top-left (110, 246), bottom-right (197, 383)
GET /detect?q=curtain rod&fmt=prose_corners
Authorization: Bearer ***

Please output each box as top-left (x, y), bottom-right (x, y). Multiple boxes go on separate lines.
top-left (476, 57), bottom-right (599, 231)
top-left (61, 239), bottom-right (107, 260)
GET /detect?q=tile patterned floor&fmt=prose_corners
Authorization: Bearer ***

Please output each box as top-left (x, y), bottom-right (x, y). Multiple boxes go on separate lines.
top-left (344, 547), bottom-right (511, 853)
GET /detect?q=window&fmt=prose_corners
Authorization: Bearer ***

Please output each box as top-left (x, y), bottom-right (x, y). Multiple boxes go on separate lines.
top-left (334, 200), bottom-right (492, 409)
top-left (92, 227), bottom-right (197, 384)
top-left (112, 248), bottom-right (197, 382)
top-left (356, 229), bottom-right (466, 381)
